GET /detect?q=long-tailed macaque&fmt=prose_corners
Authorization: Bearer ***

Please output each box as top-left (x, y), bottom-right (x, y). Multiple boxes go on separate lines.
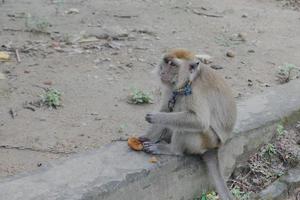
top-left (139, 49), bottom-right (237, 200)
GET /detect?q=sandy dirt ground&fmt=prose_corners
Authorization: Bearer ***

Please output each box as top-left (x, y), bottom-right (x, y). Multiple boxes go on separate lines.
top-left (0, 0), bottom-right (300, 179)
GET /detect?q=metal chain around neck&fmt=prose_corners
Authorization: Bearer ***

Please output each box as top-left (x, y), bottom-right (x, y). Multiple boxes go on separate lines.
top-left (168, 81), bottom-right (192, 112)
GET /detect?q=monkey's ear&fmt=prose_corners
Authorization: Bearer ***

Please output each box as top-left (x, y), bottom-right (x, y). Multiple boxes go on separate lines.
top-left (189, 61), bottom-right (200, 72)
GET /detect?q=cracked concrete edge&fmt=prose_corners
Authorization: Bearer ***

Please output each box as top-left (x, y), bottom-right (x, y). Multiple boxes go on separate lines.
top-left (0, 79), bottom-right (299, 200)
top-left (258, 165), bottom-right (300, 200)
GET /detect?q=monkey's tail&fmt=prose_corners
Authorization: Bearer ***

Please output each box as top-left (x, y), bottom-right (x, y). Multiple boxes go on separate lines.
top-left (202, 149), bottom-right (233, 200)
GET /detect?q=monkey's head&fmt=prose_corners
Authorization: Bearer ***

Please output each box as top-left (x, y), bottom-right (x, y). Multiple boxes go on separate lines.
top-left (159, 49), bottom-right (200, 88)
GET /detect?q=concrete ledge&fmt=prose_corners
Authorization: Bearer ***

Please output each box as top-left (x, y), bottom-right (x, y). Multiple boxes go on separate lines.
top-left (1, 79), bottom-right (300, 200)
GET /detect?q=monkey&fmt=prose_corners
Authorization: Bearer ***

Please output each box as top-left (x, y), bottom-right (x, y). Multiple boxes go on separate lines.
top-left (139, 49), bottom-right (237, 200)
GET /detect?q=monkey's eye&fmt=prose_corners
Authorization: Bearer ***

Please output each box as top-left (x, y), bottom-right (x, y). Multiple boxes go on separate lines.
top-left (189, 62), bottom-right (199, 71)
top-left (168, 60), bottom-right (176, 67)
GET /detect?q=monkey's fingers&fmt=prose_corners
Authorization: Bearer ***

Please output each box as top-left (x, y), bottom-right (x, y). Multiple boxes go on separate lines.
top-left (143, 142), bottom-right (160, 154)
top-left (145, 114), bottom-right (152, 123)
top-left (138, 136), bottom-right (150, 143)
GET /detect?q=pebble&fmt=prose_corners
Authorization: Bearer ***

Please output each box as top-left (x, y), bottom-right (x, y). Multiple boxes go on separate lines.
top-left (248, 49), bottom-right (255, 53)
top-left (242, 13), bottom-right (248, 18)
top-left (196, 54), bottom-right (213, 64)
top-left (226, 51), bottom-right (235, 58)
top-left (238, 33), bottom-right (246, 41)
top-left (43, 81), bottom-right (52, 85)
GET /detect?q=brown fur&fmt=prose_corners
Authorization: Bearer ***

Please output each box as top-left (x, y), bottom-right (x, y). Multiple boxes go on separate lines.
top-left (163, 49), bottom-right (195, 63)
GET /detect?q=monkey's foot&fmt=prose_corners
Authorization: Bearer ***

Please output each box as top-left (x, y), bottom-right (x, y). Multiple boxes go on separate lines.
top-left (143, 142), bottom-right (182, 156)
top-left (144, 142), bottom-right (164, 155)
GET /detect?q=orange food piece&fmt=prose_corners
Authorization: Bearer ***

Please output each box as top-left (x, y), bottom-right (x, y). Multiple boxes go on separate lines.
top-left (128, 137), bottom-right (143, 151)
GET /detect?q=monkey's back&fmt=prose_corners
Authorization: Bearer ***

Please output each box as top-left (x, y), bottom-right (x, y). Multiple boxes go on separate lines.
top-left (194, 66), bottom-right (237, 143)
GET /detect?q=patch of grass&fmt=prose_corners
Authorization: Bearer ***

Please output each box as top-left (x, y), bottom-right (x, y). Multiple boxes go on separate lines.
top-left (41, 88), bottom-right (61, 108)
top-left (277, 63), bottom-right (299, 84)
top-left (25, 14), bottom-right (50, 33)
top-left (231, 186), bottom-right (250, 200)
top-left (127, 88), bottom-right (153, 104)
top-left (52, 0), bottom-right (64, 15)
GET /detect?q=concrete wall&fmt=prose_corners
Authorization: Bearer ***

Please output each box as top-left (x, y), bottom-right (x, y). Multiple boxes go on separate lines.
top-left (0, 79), bottom-right (300, 200)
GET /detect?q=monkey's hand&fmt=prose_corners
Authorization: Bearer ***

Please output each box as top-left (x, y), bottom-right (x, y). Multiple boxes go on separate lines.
top-left (145, 112), bottom-right (161, 124)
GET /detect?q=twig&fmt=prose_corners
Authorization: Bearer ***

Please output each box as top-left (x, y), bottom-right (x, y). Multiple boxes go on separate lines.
top-left (191, 9), bottom-right (223, 18)
top-left (15, 49), bottom-right (21, 63)
top-left (8, 108), bottom-right (17, 119)
top-left (3, 28), bottom-right (23, 32)
top-left (111, 137), bottom-right (128, 142)
top-left (113, 15), bottom-right (138, 19)
top-left (0, 144), bottom-right (75, 155)
top-left (228, 179), bottom-right (252, 191)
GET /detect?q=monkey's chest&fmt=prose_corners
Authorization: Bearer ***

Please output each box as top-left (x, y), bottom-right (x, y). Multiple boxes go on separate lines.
top-left (172, 96), bottom-right (189, 112)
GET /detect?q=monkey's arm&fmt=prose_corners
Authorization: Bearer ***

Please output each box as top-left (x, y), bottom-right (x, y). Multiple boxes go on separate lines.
top-left (145, 110), bottom-right (210, 132)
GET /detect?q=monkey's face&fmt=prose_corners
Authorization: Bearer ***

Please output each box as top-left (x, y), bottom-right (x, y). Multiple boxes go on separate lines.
top-left (159, 56), bottom-right (180, 85)
top-left (159, 56), bottom-right (200, 87)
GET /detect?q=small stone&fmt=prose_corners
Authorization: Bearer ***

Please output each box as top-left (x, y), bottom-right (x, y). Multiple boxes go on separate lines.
top-left (37, 163), bottom-right (42, 167)
top-left (24, 70), bottom-right (30, 74)
top-left (65, 8), bottom-right (80, 14)
top-left (196, 54), bottom-right (213, 64)
top-left (248, 49), bottom-right (255, 53)
top-left (210, 65), bottom-right (224, 70)
top-left (226, 51), bottom-right (235, 58)
top-left (238, 33), bottom-right (246, 41)
top-left (242, 13), bottom-right (248, 18)
top-left (43, 81), bottom-right (52, 85)
top-left (126, 63), bottom-right (133, 68)
top-left (248, 79), bottom-right (253, 86)
top-left (138, 58), bottom-right (145, 62)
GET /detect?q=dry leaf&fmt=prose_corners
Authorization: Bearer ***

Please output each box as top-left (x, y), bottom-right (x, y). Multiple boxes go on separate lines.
top-left (0, 72), bottom-right (6, 80)
top-left (149, 156), bottom-right (158, 163)
top-left (128, 137), bottom-right (143, 151)
top-left (0, 51), bottom-right (10, 61)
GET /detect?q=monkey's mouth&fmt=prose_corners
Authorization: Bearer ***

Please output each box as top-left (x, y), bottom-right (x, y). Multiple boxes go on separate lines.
top-left (160, 76), bottom-right (171, 83)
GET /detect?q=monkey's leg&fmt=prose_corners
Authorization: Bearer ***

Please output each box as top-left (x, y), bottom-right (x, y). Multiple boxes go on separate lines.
top-left (146, 111), bottom-right (210, 132)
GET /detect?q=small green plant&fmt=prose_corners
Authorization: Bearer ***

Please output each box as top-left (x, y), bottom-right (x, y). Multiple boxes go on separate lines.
top-left (231, 186), bottom-right (250, 200)
top-left (276, 123), bottom-right (285, 136)
top-left (206, 191), bottom-right (219, 200)
top-left (195, 191), bottom-right (218, 200)
top-left (118, 124), bottom-right (128, 133)
top-left (277, 63), bottom-right (299, 83)
top-left (41, 88), bottom-right (61, 108)
top-left (128, 88), bottom-right (153, 104)
top-left (264, 143), bottom-right (276, 157)
top-left (25, 14), bottom-right (50, 33)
